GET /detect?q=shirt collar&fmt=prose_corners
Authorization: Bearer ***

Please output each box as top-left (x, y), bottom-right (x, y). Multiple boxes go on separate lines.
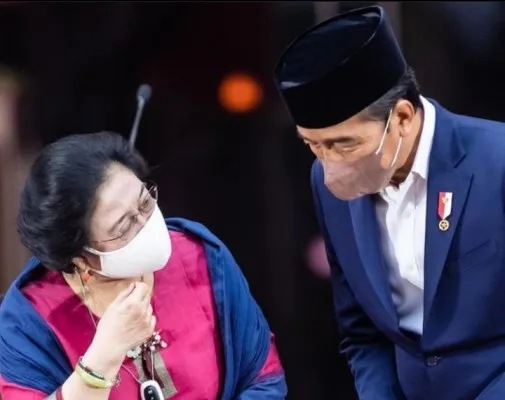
top-left (410, 96), bottom-right (436, 181)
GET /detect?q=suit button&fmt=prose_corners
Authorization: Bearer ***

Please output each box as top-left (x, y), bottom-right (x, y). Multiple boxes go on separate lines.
top-left (425, 356), bottom-right (441, 367)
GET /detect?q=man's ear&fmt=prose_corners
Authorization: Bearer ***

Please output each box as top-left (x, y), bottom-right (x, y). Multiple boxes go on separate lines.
top-left (394, 99), bottom-right (417, 138)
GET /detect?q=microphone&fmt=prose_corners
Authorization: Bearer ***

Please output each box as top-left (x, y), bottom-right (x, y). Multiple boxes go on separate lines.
top-left (129, 84), bottom-right (152, 149)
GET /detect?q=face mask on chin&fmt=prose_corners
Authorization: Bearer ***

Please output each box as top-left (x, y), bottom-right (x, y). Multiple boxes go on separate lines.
top-left (323, 109), bottom-right (402, 201)
top-left (84, 205), bottom-right (172, 279)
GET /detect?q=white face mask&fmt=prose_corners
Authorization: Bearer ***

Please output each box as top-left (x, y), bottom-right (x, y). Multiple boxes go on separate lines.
top-left (85, 205), bottom-right (172, 279)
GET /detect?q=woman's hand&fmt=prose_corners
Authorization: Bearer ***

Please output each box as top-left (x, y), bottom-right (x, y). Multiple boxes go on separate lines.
top-left (83, 282), bottom-right (155, 376)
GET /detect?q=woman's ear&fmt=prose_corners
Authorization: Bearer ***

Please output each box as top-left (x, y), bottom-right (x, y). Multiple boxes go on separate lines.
top-left (71, 255), bottom-right (90, 274)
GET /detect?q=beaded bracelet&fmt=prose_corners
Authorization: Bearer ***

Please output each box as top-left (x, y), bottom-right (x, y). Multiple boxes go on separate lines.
top-left (75, 356), bottom-right (121, 389)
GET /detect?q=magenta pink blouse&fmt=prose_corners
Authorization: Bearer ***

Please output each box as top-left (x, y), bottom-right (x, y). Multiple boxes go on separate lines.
top-left (0, 230), bottom-right (282, 399)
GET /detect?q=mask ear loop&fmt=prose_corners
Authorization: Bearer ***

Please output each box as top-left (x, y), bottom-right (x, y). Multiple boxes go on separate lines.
top-left (390, 135), bottom-right (403, 168)
top-left (375, 109), bottom-right (393, 155)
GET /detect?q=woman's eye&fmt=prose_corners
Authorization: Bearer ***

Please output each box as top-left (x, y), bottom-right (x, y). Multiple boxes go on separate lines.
top-left (119, 218), bottom-right (134, 237)
top-left (140, 198), bottom-right (153, 214)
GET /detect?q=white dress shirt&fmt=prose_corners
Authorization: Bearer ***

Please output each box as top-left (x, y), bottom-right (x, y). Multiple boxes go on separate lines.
top-left (375, 96), bottom-right (436, 335)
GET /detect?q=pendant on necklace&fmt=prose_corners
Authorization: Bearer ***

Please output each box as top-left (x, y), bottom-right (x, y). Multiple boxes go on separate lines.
top-left (127, 331), bottom-right (168, 359)
top-left (127, 346), bottom-right (142, 359)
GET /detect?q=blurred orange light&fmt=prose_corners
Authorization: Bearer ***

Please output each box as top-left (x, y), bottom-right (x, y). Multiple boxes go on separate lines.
top-left (218, 72), bottom-right (263, 113)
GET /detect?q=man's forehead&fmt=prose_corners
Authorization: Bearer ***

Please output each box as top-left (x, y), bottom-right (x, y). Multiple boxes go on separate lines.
top-left (297, 116), bottom-right (368, 141)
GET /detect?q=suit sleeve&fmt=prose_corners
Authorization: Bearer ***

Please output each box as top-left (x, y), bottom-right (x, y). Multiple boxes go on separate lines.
top-left (310, 161), bottom-right (405, 400)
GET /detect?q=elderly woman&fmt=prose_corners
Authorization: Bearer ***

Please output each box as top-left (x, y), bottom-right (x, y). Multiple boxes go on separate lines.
top-left (0, 132), bottom-right (287, 400)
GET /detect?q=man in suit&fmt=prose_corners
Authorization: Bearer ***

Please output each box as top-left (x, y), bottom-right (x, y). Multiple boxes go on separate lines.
top-left (274, 5), bottom-right (505, 400)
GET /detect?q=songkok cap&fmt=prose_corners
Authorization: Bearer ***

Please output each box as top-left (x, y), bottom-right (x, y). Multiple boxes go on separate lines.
top-left (274, 6), bottom-right (407, 129)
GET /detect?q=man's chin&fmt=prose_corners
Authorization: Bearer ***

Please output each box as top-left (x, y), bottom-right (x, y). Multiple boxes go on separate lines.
top-left (335, 192), bottom-right (366, 202)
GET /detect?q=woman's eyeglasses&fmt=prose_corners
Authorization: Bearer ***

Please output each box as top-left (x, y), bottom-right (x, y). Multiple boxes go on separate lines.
top-left (91, 181), bottom-right (159, 245)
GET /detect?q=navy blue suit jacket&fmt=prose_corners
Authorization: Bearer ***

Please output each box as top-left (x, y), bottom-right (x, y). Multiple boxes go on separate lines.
top-left (311, 100), bottom-right (505, 400)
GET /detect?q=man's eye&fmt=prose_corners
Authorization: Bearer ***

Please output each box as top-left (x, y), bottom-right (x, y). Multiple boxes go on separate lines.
top-left (305, 141), bottom-right (320, 148)
top-left (340, 145), bottom-right (357, 152)
top-left (332, 142), bottom-right (357, 152)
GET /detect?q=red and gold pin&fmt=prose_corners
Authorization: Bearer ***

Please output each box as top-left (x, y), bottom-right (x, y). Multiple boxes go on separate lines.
top-left (438, 192), bottom-right (453, 231)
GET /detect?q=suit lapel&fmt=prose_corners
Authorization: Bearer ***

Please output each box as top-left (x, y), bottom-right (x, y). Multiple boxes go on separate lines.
top-left (349, 196), bottom-right (398, 320)
top-left (423, 101), bottom-right (472, 326)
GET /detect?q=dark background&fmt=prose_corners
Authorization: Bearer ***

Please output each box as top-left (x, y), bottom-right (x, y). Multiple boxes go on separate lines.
top-left (1, 2), bottom-right (504, 399)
